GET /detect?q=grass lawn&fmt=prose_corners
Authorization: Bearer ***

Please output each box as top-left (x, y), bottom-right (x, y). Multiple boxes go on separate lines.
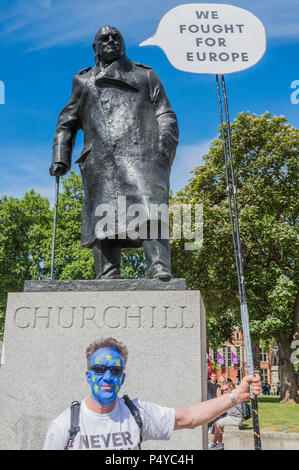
top-left (240, 395), bottom-right (299, 433)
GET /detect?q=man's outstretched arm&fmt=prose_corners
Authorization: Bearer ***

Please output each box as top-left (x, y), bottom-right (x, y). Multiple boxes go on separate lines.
top-left (174, 375), bottom-right (261, 430)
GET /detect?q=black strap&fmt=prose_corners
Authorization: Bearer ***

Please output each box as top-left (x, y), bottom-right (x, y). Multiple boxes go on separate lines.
top-left (122, 395), bottom-right (143, 450)
top-left (65, 401), bottom-right (81, 450)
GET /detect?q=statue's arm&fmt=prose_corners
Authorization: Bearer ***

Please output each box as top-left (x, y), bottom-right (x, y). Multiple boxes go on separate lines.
top-left (50, 75), bottom-right (82, 176)
top-left (148, 69), bottom-right (179, 165)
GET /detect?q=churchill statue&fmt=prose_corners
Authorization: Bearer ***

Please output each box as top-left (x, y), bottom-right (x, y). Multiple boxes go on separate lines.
top-left (50, 26), bottom-right (179, 280)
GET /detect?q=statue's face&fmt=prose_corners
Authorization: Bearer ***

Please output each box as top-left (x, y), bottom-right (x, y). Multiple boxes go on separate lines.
top-left (94, 27), bottom-right (124, 64)
top-left (86, 347), bottom-right (125, 407)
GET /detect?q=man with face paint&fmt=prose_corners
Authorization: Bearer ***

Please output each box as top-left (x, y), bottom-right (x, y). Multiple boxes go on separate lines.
top-left (49, 26), bottom-right (179, 281)
top-left (43, 337), bottom-right (261, 450)
top-left (85, 345), bottom-right (126, 411)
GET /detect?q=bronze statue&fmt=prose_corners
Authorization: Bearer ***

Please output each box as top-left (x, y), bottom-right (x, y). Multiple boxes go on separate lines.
top-left (50, 26), bottom-right (179, 280)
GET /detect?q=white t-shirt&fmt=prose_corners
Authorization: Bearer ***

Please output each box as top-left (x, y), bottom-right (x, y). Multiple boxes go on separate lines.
top-left (42, 397), bottom-right (175, 450)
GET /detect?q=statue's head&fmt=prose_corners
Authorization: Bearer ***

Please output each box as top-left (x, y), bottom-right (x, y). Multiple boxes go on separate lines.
top-left (93, 26), bottom-right (126, 65)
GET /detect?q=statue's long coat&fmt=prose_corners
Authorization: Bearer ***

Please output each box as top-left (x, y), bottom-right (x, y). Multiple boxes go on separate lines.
top-left (52, 56), bottom-right (179, 248)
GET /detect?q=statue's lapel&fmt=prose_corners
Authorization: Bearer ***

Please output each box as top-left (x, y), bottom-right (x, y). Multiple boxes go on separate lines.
top-left (94, 57), bottom-right (139, 91)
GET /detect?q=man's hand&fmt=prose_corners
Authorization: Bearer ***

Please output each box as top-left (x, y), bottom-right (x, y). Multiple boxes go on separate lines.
top-left (49, 162), bottom-right (68, 177)
top-left (174, 374), bottom-right (261, 431)
top-left (234, 374), bottom-right (261, 402)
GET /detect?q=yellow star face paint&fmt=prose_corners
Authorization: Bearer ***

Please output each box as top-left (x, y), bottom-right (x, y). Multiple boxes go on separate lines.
top-left (87, 347), bottom-right (125, 407)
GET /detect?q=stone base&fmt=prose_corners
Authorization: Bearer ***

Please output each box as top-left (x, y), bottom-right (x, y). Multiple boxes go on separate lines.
top-left (0, 288), bottom-right (207, 450)
top-left (223, 426), bottom-right (299, 450)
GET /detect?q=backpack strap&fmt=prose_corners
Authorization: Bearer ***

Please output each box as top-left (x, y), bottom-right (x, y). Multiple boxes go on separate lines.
top-left (122, 395), bottom-right (143, 450)
top-left (65, 401), bottom-right (81, 450)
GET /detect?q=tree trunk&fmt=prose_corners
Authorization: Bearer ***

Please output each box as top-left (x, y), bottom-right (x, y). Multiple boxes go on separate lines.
top-left (293, 290), bottom-right (299, 342)
top-left (276, 334), bottom-right (299, 404)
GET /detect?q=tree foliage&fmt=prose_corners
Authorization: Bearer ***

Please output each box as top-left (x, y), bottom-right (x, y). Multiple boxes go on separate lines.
top-left (0, 191), bottom-right (52, 337)
top-left (171, 112), bottom-right (299, 401)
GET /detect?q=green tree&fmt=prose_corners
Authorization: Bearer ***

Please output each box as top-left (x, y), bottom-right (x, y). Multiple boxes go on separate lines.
top-left (172, 112), bottom-right (299, 403)
top-left (0, 191), bottom-right (52, 338)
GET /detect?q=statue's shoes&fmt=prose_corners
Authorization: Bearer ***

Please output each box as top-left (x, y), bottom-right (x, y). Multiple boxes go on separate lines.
top-left (153, 271), bottom-right (172, 281)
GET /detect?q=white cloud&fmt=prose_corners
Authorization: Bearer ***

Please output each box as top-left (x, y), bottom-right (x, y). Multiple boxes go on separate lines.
top-left (1, 0), bottom-right (298, 52)
top-left (170, 140), bottom-right (212, 194)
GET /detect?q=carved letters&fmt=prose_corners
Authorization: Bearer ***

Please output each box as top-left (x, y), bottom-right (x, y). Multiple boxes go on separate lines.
top-left (13, 304), bottom-right (197, 330)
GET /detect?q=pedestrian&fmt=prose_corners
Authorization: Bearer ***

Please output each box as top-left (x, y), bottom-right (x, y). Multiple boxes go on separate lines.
top-left (42, 337), bottom-right (261, 450)
top-left (261, 380), bottom-right (267, 395)
top-left (276, 383), bottom-right (281, 396)
top-left (208, 373), bottom-right (221, 400)
top-left (207, 373), bottom-right (221, 433)
top-left (209, 381), bottom-right (247, 450)
top-left (224, 377), bottom-right (235, 387)
top-left (217, 376), bottom-right (226, 396)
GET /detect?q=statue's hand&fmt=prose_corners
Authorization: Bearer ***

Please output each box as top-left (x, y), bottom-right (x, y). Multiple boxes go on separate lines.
top-left (49, 162), bottom-right (68, 177)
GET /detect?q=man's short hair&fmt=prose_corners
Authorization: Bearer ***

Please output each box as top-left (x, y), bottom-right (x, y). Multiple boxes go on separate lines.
top-left (86, 337), bottom-right (128, 369)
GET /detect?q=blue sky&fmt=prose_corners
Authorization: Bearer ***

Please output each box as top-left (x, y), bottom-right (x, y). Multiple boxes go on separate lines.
top-left (0, 0), bottom-right (298, 202)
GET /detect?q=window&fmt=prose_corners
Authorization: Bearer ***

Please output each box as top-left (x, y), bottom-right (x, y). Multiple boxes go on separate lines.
top-left (259, 348), bottom-right (268, 362)
top-left (260, 369), bottom-right (269, 382)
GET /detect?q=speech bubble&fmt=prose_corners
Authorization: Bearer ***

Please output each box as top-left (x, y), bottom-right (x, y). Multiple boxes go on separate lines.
top-left (140, 3), bottom-right (266, 74)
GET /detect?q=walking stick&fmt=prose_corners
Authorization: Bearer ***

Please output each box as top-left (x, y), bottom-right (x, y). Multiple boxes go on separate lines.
top-left (50, 176), bottom-right (60, 280)
top-left (216, 74), bottom-right (262, 450)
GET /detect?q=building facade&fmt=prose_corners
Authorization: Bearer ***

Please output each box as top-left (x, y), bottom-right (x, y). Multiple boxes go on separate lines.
top-left (208, 328), bottom-right (280, 390)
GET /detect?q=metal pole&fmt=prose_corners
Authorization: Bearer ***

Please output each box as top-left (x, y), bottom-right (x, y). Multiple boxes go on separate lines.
top-left (215, 76), bottom-right (242, 296)
top-left (50, 176), bottom-right (60, 280)
top-left (216, 74), bottom-right (262, 450)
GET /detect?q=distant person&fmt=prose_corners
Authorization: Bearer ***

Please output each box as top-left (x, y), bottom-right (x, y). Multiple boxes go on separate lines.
top-left (225, 377), bottom-right (235, 387)
top-left (217, 376), bottom-right (226, 397)
top-left (42, 337), bottom-right (261, 450)
top-left (207, 373), bottom-right (221, 433)
top-left (261, 380), bottom-right (267, 395)
top-left (209, 382), bottom-right (246, 451)
top-left (208, 373), bottom-right (221, 400)
top-left (276, 383), bottom-right (281, 396)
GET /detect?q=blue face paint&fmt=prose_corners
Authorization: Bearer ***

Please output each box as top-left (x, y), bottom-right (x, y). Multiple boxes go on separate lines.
top-left (86, 348), bottom-right (125, 408)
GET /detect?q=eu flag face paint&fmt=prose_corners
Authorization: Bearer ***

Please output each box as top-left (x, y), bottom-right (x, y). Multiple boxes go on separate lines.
top-left (86, 348), bottom-right (125, 408)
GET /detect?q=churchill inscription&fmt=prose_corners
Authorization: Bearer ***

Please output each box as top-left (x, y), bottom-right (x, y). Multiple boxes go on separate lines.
top-left (13, 304), bottom-right (196, 330)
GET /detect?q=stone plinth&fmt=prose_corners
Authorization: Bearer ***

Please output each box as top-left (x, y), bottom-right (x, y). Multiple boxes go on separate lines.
top-left (24, 278), bottom-right (187, 292)
top-left (0, 285), bottom-right (207, 450)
